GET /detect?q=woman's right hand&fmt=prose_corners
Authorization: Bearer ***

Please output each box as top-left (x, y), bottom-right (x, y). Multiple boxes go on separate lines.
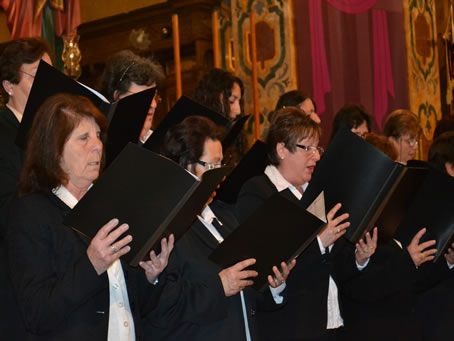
top-left (219, 258), bottom-right (258, 296)
top-left (318, 203), bottom-right (350, 248)
top-left (407, 227), bottom-right (437, 267)
top-left (87, 218), bottom-right (133, 275)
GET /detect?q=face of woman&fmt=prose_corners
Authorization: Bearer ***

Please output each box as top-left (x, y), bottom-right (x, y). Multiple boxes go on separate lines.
top-left (277, 135), bottom-right (321, 188)
top-left (351, 121), bottom-right (369, 138)
top-left (191, 138), bottom-right (223, 179)
top-left (227, 82), bottom-right (242, 120)
top-left (298, 99), bottom-right (321, 124)
top-left (390, 135), bottom-right (418, 164)
top-left (117, 82), bottom-right (157, 141)
top-left (60, 117), bottom-right (103, 191)
top-left (6, 53), bottom-right (52, 115)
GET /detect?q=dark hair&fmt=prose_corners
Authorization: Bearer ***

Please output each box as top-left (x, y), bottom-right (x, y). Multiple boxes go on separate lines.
top-left (161, 116), bottom-right (224, 174)
top-left (266, 107), bottom-right (321, 166)
top-left (383, 109), bottom-right (421, 139)
top-left (274, 90), bottom-right (316, 112)
top-left (0, 37), bottom-right (52, 101)
top-left (99, 50), bottom-right (165, 102)
top-left (364, 132), bottom-right (398, 161)
top-left (19, 94), bottom-right (107, 196)
top-left (193, 68), bottom-right (244, 119)
top-left (433, 115), bottom-right (454, 140)
top-left (331, 104), bottom-right (371, 141)
top-left (428, 131), bottom-right (454, 174)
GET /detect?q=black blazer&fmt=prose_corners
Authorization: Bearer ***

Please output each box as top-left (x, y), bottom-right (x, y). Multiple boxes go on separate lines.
top-left (340, 239), bottom-right (452, 341)
top-left (236, 175), bottom-right (360, 340)
top-left (7, 191), bottom-right (163, 341)
top-left (147, 199), bottom-right (281, 341)
top-left (0, 106), bottom-right (27, 339)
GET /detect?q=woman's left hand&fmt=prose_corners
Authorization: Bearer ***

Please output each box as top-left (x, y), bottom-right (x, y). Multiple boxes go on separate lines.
top-left (139, 234), bottom-right (175, 284)
top-left (267, 258), bottom-right (297, 288)
top-left (355, 227), bottom-right (378, 266)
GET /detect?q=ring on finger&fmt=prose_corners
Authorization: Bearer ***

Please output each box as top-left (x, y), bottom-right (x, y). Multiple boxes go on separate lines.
top-left (337, 228), bottom-right (340, 233)
top-left (420, 253), bottom-right (425, 260)
top-left (110, 245), bottom-right (117, 254)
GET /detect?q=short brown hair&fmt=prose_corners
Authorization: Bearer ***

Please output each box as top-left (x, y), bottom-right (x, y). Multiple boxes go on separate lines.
top-left (266, 107), bottom-right (321, 166)
top-left (161, 116), bottom-right (224, 173)
top-left (365, 132), bottom-right (398, 161)
top-left (383, 109), bottom-right (421, 139)
top-left (0, 37), bottom-right (52, 101)
top-left (19, 94), bottom-right (108, 196)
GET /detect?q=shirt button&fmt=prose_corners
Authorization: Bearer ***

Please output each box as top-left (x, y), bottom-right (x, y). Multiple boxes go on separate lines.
top-left (113, 283), bottom-right (119, 289)
top-left (118, 302), bottom-right (123, 308)
top-left (124, 321), bottom-right (129, 327)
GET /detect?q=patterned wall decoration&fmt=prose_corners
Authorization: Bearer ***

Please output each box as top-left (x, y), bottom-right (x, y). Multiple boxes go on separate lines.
top-left (403, 0), bottom-right (442, 159)
top-left (219, 0), bottom-right (298, 140)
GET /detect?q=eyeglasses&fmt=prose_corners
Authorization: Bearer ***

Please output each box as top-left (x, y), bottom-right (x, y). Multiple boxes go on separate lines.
top-left (296, 144), bottom-right (324, 155)
top-left (196, 160), bottom-right (224, 170)
top-left (19, 70), bottom-right (36, 79)
top-left (401, 137), bottom-right (419, 147)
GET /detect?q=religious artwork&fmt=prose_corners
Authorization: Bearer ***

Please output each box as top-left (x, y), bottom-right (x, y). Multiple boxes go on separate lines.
top-left (403, 0), bottom-right (442, 159)
top-left (219, 0), bottom-right (298, 139)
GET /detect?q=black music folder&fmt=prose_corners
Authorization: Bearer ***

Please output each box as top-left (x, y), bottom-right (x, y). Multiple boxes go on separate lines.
top-left (301, 128), bottom-right (426, 244)
top-left (143, 95), bottom-right (249, 152)
top-left (394, 169), bottom-right (454, 262)
top-left (215, 140), bottom-right (268, 204)
top-left (64, 143), bottom-right (230, 266)
top-left (210, 189), bottom-right (325, 291)
top-left (16, 60), bottom-right (154, 164)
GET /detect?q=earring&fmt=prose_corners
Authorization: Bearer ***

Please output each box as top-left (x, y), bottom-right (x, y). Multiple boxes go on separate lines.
top-left (280, 156), bottom-right (284, 160)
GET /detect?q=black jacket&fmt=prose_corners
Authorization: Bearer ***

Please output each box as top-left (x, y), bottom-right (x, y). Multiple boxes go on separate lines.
top-left (147, 200), bottom-right (281, 341)
top-left (7, 191), bottom-right (163, 340)
top-left (236, 175), bottom-right (360, 340)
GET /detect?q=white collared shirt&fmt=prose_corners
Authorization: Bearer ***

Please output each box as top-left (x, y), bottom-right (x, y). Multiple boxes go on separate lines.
top-left (264, 165), bottom-right (343, 329)
top-left (53, 185), bottom-right (136, 341)
top-left (198, 205), bottom-right (286, 341)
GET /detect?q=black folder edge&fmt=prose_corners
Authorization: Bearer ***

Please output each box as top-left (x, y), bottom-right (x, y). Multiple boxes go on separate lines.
top-left (302, 128), bottom-right (407, 245)
top-left (221, 114), bottom-right (251, 150)
top-left (209, 190), bottom-right (325, 291)
top-left (215, 140), bottom-right (268, 204)
top-left (16, 60), bottom-right (110, 149)
top-left (65, 143), bottom-right (230, 266)
top-left (394, 169), bottom-right (454, 263)
top-left (105, 87), bottom-right (155, 164)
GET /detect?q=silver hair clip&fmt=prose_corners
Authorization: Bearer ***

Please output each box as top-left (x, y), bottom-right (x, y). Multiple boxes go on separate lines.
top-left (118, 62), bottom-right (136, 84)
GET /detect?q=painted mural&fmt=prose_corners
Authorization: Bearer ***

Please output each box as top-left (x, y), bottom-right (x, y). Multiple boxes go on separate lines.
top-left (219, 0), bottom-right (298, 140)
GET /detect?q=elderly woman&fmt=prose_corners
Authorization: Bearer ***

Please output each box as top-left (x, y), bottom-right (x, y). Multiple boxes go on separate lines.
top-left (236, 107), bottom-right (375, 341)
top-left (383, 109), bottom-right (422, 164)
top-left (0, 37), bottom-right (52, 339)
top-left (99, 50), bottom-right (165, 143)
top-left (148, 115), bottom-right (294, 341)
top-left (274, 90), bottom-right (321, 124)
top-left (330, 104), bottom-right (371, 140)
top-left (7, 94), bottom-right (173, 340)
top-left (193, 68), bottom-right (247, 166)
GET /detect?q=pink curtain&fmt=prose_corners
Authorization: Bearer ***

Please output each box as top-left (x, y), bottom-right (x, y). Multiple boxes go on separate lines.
top-left (307, 0), bottom-right (395, 130)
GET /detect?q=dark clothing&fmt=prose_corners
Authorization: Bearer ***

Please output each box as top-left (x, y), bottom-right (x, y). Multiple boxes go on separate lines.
top-left (340, 240), bottom-right (452, 341)
top-left (147, 200), bottom-right (281, 341)
top-left (0, 105), bottom-right (26, 338)
top-left (7, 191), bottom-right (162, 341)
top-left (236, 175), bottom-right (359, 340)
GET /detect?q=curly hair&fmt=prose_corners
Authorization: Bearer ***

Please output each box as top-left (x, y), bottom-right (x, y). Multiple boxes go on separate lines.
top-left (161, 116), bottom-right (224, 174)
top-left (19, 94), bottom-right (107, 196)
top-left (0, 37), bottom-right (52, 101)
top-left (99, 50), bottom-right (164, 102)
top-left (364, 133), bottom-right (397, 161)
top-left (193, 68), bottom-right (244, 119)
